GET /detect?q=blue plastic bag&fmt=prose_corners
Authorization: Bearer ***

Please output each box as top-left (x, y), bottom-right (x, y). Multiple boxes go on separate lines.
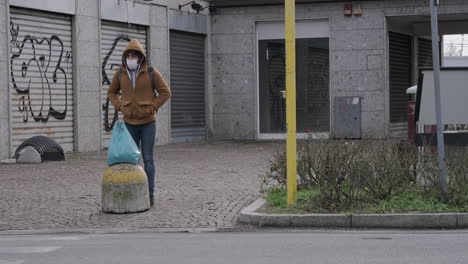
top-left (107, 120), bottom-right (140, 166)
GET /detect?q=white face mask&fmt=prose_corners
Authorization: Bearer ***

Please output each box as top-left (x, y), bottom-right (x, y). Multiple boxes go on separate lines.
top-left (126, 58), bottom-right (139, 70)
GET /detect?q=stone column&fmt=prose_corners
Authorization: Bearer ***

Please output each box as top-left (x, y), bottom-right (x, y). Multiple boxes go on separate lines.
top-left (74, 0), bottom-right (102, 152)
top-left (206, 14), bottom-right (214, 138)
top-left (211, 8), bottom-right (256, 140)
top-left (0, 0), bottom-right (11, 159)
top-left (329, 3), bottom-right (387, 138)
top-left (149, 4), bottom-right (171, 145)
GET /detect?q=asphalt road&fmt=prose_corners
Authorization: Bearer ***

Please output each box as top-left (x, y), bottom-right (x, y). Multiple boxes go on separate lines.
top-left (1, 229), bottom-right (468, 264)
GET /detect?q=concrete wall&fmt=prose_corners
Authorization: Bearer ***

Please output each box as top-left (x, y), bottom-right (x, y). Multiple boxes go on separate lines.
top-left (101, 0), bottom-right (151, 25)
top-left (0, 0), bottom-right (10, 160)
top-left (9, 0), bottom-right (75, 15)
top-left (74, 0), bottom-right (102, 152)
top-left (329, 1), bottom-right (386, 138)
top-left (210, 0), bottom-right (468, 140)
top-left (157, 0), bottom-right (210, 14)
top-left (384, 0), bottom-right (468, 17)
top-left (150, 4), bottom-right (171, 145)
top-left (210, 6), bottom-right (258, 140)
top-left (169, 9), bottom-right (208, 34)
top-left (0, 0), bottom-right (199, 159)
top-left (210, 2), bottom-right (388, 139)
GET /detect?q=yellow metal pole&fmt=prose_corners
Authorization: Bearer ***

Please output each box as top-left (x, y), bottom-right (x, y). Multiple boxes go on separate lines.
top-left (285, 0), bottom-right (297, 206)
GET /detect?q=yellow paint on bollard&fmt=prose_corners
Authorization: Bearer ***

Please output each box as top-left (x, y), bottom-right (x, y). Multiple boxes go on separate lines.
top-left (103, 163), bottom-right (147, 185)
top-left (102, 163), bottom-right (150, 213)
top-left (285, 0), bottom-right (297, 206)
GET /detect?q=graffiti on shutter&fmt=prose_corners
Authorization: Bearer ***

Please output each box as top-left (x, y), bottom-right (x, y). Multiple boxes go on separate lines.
top-left (9, 8), bottom-right (73, 152)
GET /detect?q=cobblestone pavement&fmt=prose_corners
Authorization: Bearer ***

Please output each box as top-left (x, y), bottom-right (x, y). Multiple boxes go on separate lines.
top-left (0, 141), bottom-right (280, 231)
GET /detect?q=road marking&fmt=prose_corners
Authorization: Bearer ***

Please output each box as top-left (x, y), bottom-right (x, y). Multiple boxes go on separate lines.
top-left (0, 247), bottom-right (61, 254)
top-left (48, 236), bottom-right (89, 241)
top-left (0, 236), bottom-right (89, 242)
top-left (0, 260), bottom-right (25, 264)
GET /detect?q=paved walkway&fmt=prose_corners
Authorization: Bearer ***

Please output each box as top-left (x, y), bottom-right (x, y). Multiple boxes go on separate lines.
top-left (0, 141), bottom-right (278, 231)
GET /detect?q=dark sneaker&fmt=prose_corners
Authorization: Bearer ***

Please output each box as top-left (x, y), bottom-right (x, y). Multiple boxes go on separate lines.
top-left (149, 194), bottom-right (154, 207)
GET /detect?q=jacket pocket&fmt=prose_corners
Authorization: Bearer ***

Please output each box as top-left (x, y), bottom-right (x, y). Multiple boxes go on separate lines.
top-left (136, 101), bottom-right (155, 119)
top-left (120, 101), bottom-right (133, 118)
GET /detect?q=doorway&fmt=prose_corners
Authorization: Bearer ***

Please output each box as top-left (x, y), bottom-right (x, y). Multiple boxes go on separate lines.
top-left (256, 21), bottom-right (330, 139)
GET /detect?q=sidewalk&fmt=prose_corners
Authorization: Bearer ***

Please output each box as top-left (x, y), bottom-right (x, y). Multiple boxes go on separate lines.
top-left (0, 141), bottom-right (278, 232)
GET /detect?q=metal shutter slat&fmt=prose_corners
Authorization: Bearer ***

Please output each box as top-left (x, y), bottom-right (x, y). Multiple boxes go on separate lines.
top-left (418, 37), bottom-right (433, 68)
top-left (389, 31), bottom-right (412, 128)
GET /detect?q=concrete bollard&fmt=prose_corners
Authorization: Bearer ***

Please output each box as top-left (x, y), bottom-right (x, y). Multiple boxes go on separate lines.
top-left (102, 163), bottom-right (150, 213)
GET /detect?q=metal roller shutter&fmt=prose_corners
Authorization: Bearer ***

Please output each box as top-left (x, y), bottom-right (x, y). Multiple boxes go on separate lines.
top-left (101, 21), bottom-right (147, 147)
top-left (9, 8), bottom-right (74, 152)
top-left (418, 37), bottom-right (433, 68)
top-left (170, 30), bottom-right (206, 142)
top-left (389, 31), bottom-right (412, 137)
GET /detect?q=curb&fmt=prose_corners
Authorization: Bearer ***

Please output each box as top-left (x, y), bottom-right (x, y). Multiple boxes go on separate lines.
top-left (239, 198), bottom-right (468, 229)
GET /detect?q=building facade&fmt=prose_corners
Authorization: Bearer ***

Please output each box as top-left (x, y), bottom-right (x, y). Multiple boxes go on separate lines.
top-left (208, 0), bottom-right (468, 141)
top-left (2, 0), bottom-right (468, 160)
top-left (0, 0), bottom-right (211, 159)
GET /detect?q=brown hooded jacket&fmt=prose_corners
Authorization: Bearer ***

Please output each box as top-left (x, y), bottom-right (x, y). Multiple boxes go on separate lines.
top-left (107, 39), bottom-right (171, 125)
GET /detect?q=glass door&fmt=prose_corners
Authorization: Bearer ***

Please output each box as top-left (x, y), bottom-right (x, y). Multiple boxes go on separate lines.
top-left (258, 38), bottom-right (330, 136)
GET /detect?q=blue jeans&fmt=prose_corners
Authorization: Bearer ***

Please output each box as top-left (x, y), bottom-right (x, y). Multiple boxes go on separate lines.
top-left (125, 121), bottom-right (156, 195)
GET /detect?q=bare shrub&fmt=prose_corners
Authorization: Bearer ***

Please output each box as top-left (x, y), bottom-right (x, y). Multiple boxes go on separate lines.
top-left (260, 139), bottom-right (468, 210)
top-left (446, 147), bottom-right (468, 206)
top-left (306, 141), bottom-right (360, 209)
top-left (259, 145), bottom-right (287, 192)
top-left (356, 141), bottom-right (419, 200)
